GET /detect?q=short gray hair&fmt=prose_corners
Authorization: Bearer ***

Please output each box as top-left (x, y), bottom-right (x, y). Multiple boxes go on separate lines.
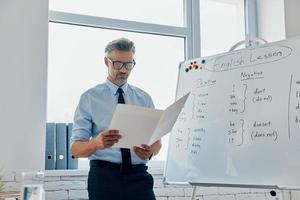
top-left (105, 38), bottom-right (136, 56)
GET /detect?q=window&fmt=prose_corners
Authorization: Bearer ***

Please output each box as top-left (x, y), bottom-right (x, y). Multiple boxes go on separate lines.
top-left (47, 22), bottom-right (184, 165)
top-left (200, 0), bottom-right (245, 56)
top-left (49, 0), bottom-right (184, 27)
top-left (256, 0), bottom-right (285, 42)
top-left (48, 0), bottom-right (250, 169)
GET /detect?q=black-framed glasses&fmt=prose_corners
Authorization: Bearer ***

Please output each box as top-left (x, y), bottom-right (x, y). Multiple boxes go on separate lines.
top-left (106, 57), bottom-right (136, 70)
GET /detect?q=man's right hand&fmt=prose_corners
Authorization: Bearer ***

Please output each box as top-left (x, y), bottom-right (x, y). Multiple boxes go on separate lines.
top-left (92, 129), bottom-right (122, 150)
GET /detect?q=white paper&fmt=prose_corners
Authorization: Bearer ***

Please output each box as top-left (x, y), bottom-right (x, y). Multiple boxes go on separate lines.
top-left (110, 93), bottom-right (190, 148)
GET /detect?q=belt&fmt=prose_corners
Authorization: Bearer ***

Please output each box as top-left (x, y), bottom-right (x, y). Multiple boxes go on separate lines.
top-left (90, 160), bottom-right (147, 174)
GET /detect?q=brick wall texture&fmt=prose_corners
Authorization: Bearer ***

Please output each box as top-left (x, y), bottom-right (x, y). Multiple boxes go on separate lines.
top-left (1, 170), bottom-right (299, 200)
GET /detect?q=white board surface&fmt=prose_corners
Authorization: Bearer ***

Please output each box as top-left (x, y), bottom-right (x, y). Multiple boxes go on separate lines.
top-left (164, 37), bottom-right (300, 189)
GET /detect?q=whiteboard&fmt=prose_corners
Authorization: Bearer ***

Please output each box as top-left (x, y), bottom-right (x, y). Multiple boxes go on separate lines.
top-left (164, 37), bottom-right (300, 189)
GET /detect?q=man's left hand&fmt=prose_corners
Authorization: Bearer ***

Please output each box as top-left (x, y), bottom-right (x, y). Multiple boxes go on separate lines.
top-left (133, 144), bottom-right (153, 160)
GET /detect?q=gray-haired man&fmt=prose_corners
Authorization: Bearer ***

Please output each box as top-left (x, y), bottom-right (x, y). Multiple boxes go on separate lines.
top-left (71, 38), bottom-right (161, 200)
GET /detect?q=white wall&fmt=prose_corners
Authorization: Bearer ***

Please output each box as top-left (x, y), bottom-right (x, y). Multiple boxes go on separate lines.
top-left (256, 0), bottom-right (286, 42)
top-left (284, 0), bottom-right (300, 38)
top-left (0, 0), bottom-right (48, 171)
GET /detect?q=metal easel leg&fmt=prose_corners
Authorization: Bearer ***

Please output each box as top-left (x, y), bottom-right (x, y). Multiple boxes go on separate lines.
top-left (191, 186), bottom-right (197, 200)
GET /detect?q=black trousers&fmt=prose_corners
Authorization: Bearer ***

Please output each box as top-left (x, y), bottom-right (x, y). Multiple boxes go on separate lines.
top-left (88, 160), bottom-right (156, 200)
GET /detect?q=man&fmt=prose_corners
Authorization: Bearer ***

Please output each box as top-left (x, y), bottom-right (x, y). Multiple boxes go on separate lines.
top-left (71, 38), bottom-right (161, 200)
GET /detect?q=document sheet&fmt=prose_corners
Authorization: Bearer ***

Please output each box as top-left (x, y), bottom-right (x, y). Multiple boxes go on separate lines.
top-left (110, 93), bottom-right (190, 148)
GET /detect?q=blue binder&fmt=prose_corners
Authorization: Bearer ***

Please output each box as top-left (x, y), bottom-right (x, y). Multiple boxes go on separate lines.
top-left (45, 123), bottom-right (56, 170)
top-left (56, 123), bottom-right (67, 169)
top-left (67, 123), bottom-right (78, 169)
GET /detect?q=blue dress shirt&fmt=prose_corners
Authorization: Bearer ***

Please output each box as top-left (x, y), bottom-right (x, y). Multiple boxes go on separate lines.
top-left (71, 79), bottom-right (154, 164)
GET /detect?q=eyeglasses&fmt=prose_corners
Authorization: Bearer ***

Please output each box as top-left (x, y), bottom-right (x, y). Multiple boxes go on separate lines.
top-left (106, 57), bottom-right (136, 70)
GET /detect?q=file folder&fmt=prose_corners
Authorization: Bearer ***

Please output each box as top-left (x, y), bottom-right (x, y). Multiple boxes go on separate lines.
top-left (45, 123), bottom-right (56, 170)
top-left (67, 123), bottom-right (78, 169)
top-left (56, 123), bottom-right (67, 169)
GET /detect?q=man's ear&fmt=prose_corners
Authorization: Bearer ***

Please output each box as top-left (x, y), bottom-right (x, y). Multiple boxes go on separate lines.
top-left (104, 57), bottom-right (109, 67)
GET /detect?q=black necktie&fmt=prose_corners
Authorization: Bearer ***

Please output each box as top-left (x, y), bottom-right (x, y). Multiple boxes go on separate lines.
top-left (117, 88), bottom-right (132, 174)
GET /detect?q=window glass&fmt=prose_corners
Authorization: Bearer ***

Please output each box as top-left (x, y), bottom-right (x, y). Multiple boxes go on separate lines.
top-left (257, 0), bottom-right (285, 43)
top-left (200, 0), bottom-right (245, 56)
top-left (49, 0), bottom-right (184, 27)
top-left (48, 22), bottom-right (185, 165)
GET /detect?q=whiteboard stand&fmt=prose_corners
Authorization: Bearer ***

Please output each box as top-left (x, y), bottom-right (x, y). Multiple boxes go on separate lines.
top-left (229, 35), bottom-right (268, 52)
top-left (191, 186), bottom-right (197, 200)
top-left (164, 36), bottom-right (300, 200)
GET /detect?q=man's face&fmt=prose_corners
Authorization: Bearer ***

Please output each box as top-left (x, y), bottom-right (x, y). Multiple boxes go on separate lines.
top-left (105, 50), bottom-right (134, 86)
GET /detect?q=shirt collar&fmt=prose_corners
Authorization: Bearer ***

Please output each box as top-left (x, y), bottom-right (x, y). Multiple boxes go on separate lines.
top-left (105, 79), bottom-right (128, 96)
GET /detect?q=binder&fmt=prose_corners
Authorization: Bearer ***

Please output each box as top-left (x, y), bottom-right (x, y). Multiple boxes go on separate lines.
top-left (45, 123), bottom-right (56, 170)
top-left (67, 123), bottom-right (78, 169)
top-left (56, 123), bottom-right (67, 169)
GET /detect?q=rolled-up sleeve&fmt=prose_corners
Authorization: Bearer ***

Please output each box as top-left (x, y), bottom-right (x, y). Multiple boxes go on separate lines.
top-left (70, 94), bottom-right (92, 147)
top-left (147, 95), bottom-right (155, 109)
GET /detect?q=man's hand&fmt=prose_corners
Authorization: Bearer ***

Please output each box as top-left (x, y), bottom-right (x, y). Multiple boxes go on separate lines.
top-left (93, 129), bottom-right (122, 150)
top-left (133, 144), bottom-right (153, 160)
